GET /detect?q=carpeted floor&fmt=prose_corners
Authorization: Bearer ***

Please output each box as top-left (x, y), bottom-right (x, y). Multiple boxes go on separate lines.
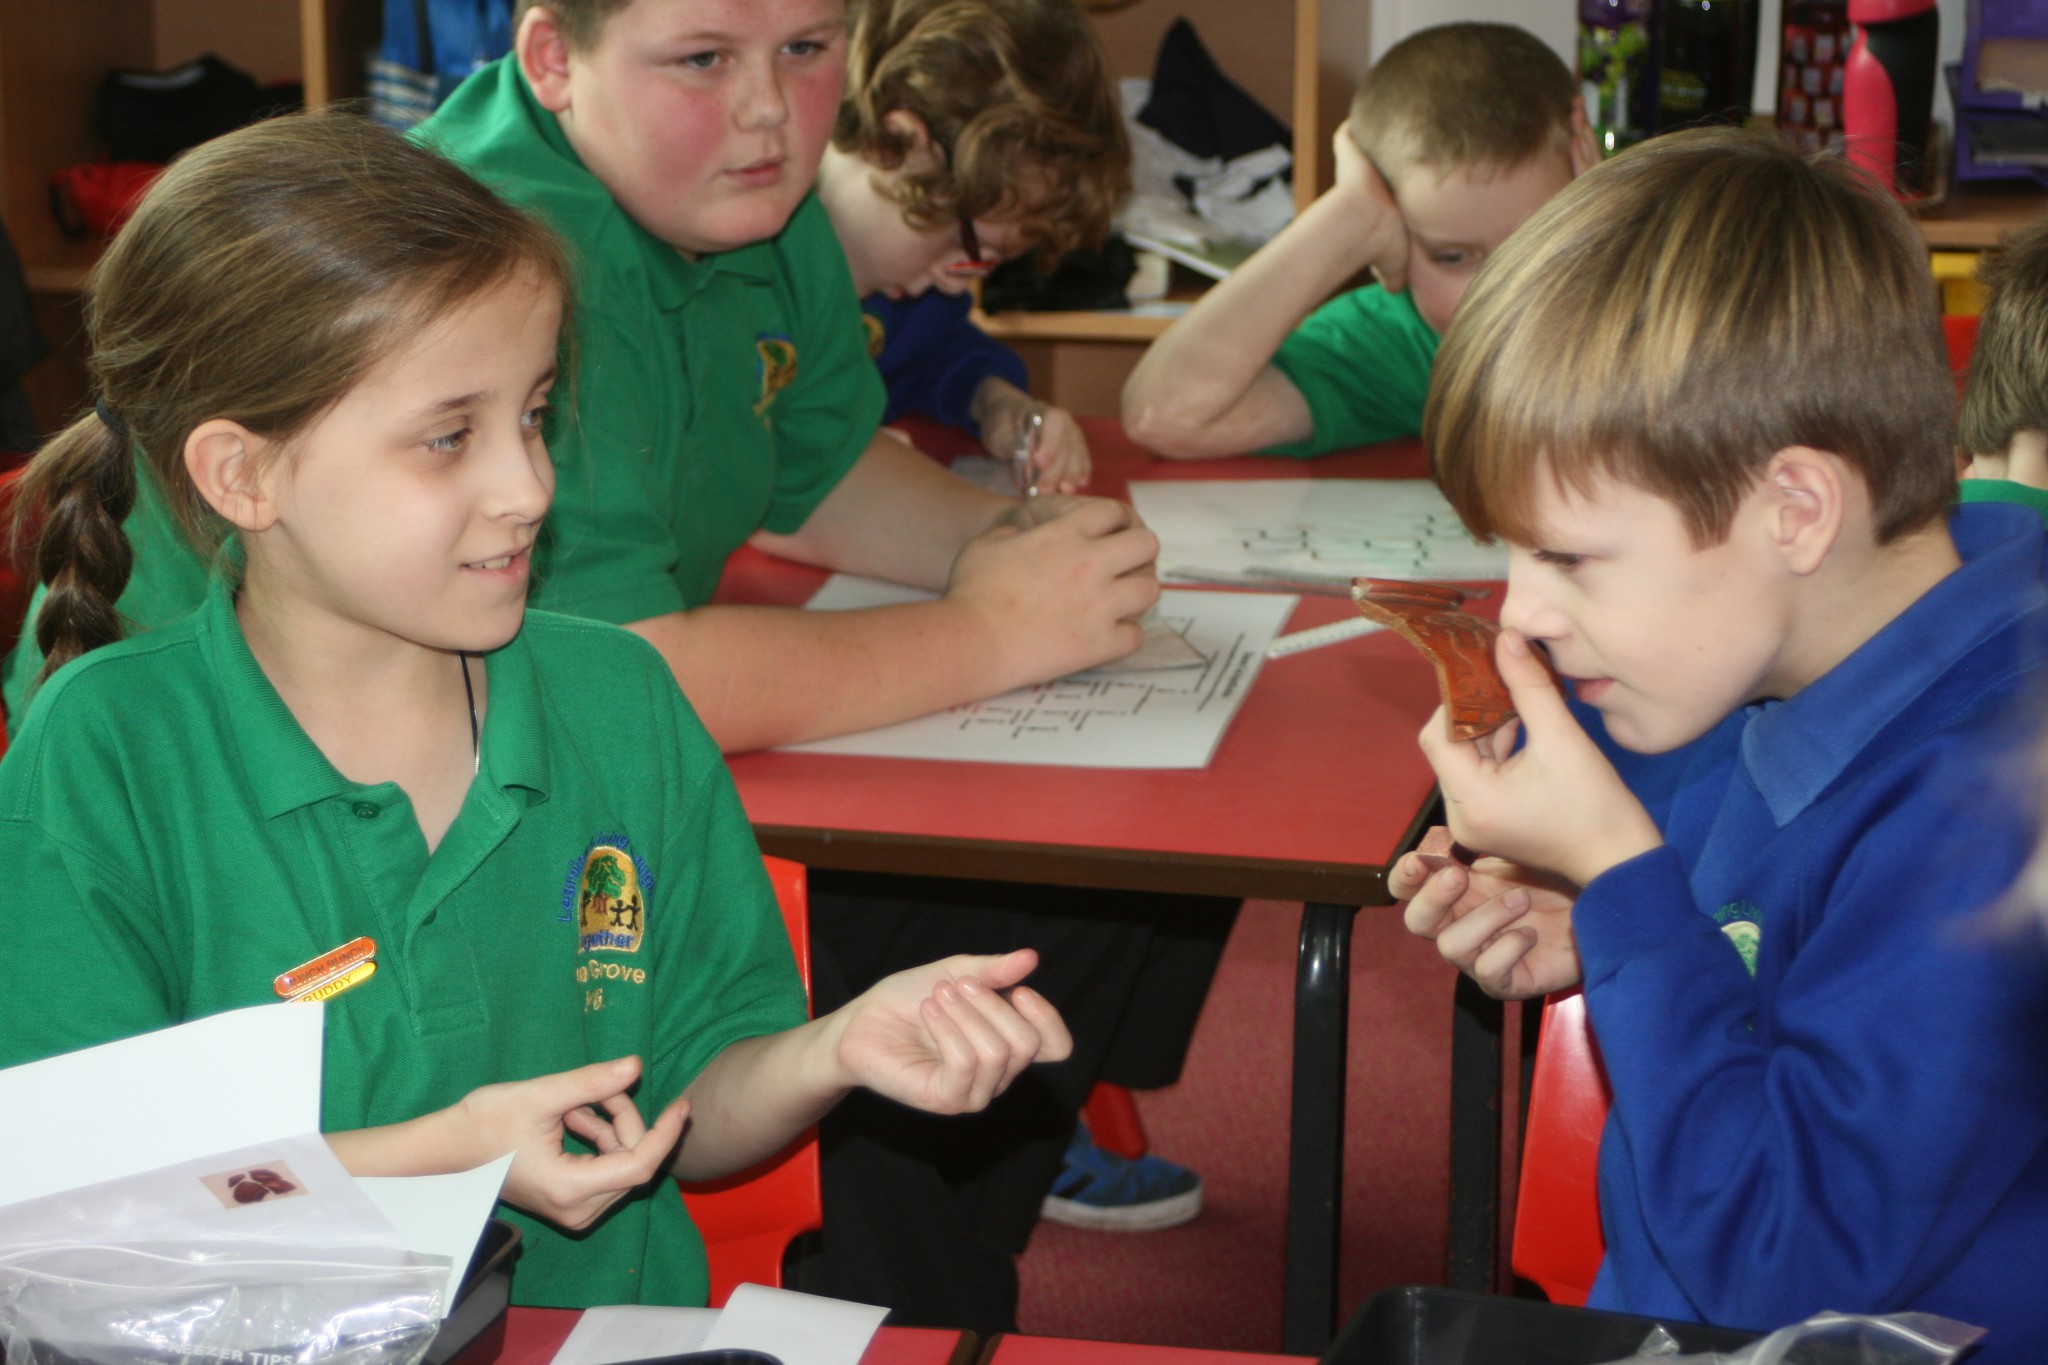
top-left (1016, 898), bottom-right (1461, 1352)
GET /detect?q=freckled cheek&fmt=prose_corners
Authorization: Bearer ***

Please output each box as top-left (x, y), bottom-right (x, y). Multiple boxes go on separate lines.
top-left (789, 69), bottom-right (846, 147)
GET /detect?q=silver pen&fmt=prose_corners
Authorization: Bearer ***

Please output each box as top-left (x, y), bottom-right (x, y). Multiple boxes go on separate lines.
top-left (1012, 406), bottom-right (1045, 498)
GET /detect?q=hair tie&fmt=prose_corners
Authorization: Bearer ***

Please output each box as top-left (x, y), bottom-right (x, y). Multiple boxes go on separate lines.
top-left (94, 396), bottom-right (129, 441)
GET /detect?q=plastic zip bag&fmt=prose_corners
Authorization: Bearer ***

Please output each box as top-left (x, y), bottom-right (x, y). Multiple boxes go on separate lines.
top-left (1613, 1310), bottom-right (1985, 1364)
top-left (0, 1241), bottom-right (444, 1365)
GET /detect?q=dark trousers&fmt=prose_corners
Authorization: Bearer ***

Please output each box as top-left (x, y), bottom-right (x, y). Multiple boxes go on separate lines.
top-left (786, 870), bottom-right (1235, 1333)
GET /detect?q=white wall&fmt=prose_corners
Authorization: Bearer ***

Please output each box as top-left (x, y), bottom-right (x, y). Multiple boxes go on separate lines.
top-left (1366, 0), bottom-right (1967, 124)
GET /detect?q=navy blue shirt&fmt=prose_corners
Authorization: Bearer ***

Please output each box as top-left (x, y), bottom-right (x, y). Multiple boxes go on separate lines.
top-left (861, 290), bottom-right (1027, 436)
top-left (1579, 503), bottom-right (2048, 1358)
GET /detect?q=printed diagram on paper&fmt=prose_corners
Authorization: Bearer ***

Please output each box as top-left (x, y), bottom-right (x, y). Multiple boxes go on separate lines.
top-left (1130, 478), bottom-right (1508, 584)
top-left (781, 577), bottom-right (1296, 768)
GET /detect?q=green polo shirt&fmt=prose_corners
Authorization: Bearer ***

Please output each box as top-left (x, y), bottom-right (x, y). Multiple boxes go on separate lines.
top-left (0, 579), bottom-right (807, 1309)
top-left (1262, 283), bottom-right (1439, 458)
top-left (418, 56), bottom-right (883, 622)
top-left (2, 56), bottom-right (885, 717)
top-left (1959, 477), bottom-right (2048, 527)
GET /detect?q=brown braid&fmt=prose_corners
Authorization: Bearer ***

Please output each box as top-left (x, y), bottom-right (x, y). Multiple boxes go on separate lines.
top-left (15, 412), bottom-right (137, 680)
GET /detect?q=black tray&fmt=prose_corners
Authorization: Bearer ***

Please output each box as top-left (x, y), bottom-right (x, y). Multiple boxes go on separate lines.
top-left (426, 1218), bottom-right (522, 1365)
top-left (1324, 1287), bottom-right (1760, 1365)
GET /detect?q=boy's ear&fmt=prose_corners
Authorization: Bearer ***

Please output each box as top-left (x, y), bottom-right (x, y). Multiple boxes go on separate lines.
top-left (1566, 97), bottom-right (1600, 177)
top-left (185, 420), bottom-right (280, 534)
top-left (880, 110), bottom-right (936, 167)
top-left (1762, 445), bottom-right (1847, 575)
top-left (518, 5), bottom-right (576, 113)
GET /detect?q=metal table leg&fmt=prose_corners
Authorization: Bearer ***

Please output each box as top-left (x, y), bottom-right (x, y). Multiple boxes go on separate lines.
top-left (1283, 900), bottom-right (1360, 1355)
top-left (1447, 972), bottom-right (1504, 1292)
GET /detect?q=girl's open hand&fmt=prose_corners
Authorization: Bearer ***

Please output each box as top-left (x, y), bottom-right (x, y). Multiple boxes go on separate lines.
top-left (835, 949), bottom-right (1073, 1115)
top-left (1418, 629), bottom-right (1662, 889)
top-left (458, 1056), bottom-right (688, 1231)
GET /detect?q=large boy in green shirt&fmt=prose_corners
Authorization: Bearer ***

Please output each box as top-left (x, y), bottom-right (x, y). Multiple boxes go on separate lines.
top-left (1121, 22), bottom-right (1596, 460)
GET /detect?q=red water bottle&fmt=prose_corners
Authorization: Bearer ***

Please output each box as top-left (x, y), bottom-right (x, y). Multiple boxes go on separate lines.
top-left (1843, 0), bottom-right (1939, 197)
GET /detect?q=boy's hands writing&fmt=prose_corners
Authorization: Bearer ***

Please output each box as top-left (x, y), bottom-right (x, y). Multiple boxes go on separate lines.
top-left (973, 377), bottom-right (1092, 493)
top-left (947, 495), bottom-right (1159, 679)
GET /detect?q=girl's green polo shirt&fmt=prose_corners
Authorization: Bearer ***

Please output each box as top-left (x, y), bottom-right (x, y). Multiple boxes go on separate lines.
top-left (0, 580), bottom-right (807, 1308)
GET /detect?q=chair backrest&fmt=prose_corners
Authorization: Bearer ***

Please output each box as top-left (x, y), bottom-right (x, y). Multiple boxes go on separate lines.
top-left (1510, 987), bottom-right (1612, 1306)
top-left (677, 854), bottom-right (823, 1307)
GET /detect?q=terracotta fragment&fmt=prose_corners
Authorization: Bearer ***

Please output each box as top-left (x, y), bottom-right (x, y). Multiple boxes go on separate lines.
top-left (1351, 578), bottom-right (1515, 741)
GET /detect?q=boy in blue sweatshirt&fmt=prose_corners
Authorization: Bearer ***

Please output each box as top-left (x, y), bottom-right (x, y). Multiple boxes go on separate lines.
top-left (1396, 128), bottom-right (2048, 1357)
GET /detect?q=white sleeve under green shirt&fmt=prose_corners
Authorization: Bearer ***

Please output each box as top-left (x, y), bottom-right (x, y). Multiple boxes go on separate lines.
top-left (0, 577), bottom-right (808, 1309)
top-left (1260, 283), bottom-right (1440, 459)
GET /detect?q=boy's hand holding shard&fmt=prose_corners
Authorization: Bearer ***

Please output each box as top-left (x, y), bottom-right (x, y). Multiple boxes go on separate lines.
top-left (1361, 578), bottom-right (1660, 890)
top-left (1351, 578), bottom-right (1541, 740)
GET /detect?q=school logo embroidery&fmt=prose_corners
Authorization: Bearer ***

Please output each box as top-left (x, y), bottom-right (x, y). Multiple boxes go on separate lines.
top-left (860, 312), bottom-right (886, 360)
top-left (1713, 899), bottom-right (1763, 977)
top-left (564, 835), bottom-right (654, 955)
top-left (754, 334), bottom-right (798, 418)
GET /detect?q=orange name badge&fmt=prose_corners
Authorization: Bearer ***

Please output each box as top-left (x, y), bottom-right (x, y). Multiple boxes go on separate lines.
top-left (274, 936), bottom-right (378, 1002)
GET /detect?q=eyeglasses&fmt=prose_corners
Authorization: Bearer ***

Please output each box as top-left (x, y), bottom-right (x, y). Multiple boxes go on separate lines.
top-left (945, 215), bottom-right (1004, 279)
top-left (935, 131), bottom-right (1004, 279)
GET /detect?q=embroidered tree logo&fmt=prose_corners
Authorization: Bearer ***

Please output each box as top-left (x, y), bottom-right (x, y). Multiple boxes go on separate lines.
top-left (576, 843), bottom-right (647, 954)
top-left (583, 851), bottom-right (626, 922)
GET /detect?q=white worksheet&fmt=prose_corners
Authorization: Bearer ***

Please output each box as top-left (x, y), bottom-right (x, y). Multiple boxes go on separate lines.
top-left (781, 577), bottom-right (1295, 768)
top-left (1130, 478), bottom-right (1508, 585)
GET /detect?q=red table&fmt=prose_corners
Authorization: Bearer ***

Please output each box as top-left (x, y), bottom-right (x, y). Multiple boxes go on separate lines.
top-left (718, 421), bottom-right (1463, 1351)
top-left (492, 1307), bottom-right (974, 1365)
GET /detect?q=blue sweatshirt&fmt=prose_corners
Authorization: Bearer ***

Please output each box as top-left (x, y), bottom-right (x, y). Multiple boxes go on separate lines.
top-left (861, 290), bottom-right (1027, 436)
top-left (1580, 503), bottom-right (2048, 1359)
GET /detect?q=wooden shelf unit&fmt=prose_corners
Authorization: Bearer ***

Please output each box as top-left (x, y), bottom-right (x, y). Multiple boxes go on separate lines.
top-left (0, 0), bottom-right (377, 427)
top-left (981, 0), bottom-right (1370, 414)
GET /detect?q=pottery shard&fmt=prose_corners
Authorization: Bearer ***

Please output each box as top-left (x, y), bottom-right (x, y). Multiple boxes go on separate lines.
top-left (1351, 579), bottom-right (1514, 741)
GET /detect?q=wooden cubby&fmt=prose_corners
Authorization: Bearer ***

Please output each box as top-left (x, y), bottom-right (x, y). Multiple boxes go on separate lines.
top-left (0, 0), bottom-right (378, 429)
top-left (978, 0), bottom-right (1373, 415)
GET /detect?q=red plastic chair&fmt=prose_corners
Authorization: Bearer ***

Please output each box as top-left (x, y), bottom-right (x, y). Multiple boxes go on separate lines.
top-left (1510, 986), bottom-right (1612, 1306)
top-left (678, 855), bottom-right (824, 1307)
top-left (1081, 1082), bottom-right (1149, 1160)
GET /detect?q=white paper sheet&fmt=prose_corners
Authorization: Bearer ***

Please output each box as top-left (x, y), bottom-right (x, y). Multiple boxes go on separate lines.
top-left (1130, 478), bottom-right (1508, 585)
top-left (700, 1284), bottom-right (888, 1365)
top-left (802, 573), bottom-right (1204, 673)
top-left (359, 1153), bottom-right (514, 1318)
top-left (0, 1007), bottom-right (507, 1322)
top-left (0, 1002), bottom-right (324, 1207)
top-left (784, 578), bottom-right (1295, 768)
top-left (550, 1304), bottom-right (721, 1365)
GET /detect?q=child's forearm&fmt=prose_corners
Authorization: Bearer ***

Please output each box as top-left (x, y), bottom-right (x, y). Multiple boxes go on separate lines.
top-left (673, 1015), bottom-right (855, 1180)
top-left (325, 1105), bottom-right (479, 1177)
top-left (1121, 188), bottom-right (1390, 456)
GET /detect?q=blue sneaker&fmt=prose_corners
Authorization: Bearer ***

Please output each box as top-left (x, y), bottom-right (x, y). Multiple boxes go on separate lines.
top-left (1041, 1125), bottom-right (1204, 1231)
